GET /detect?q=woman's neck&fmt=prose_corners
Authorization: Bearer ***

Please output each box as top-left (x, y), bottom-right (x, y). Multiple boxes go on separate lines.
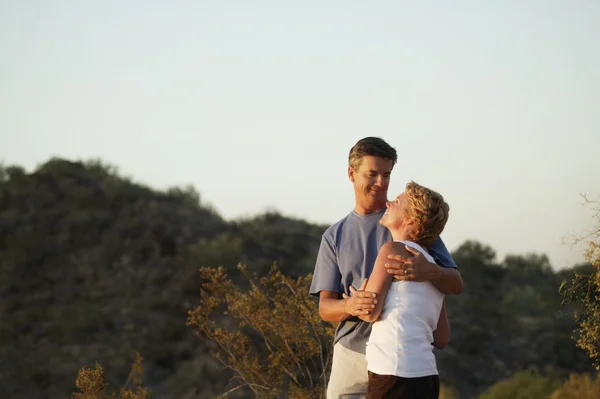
top-left (388, 228), bottom-right (410, 242)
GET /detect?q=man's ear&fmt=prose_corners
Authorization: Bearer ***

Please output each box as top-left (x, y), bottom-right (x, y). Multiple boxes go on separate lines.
top-left (348, 166), bottom-right (355, 182)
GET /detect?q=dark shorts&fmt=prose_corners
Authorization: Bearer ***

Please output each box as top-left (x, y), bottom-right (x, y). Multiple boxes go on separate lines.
top-left (366, 371), bottom-right (439, 399)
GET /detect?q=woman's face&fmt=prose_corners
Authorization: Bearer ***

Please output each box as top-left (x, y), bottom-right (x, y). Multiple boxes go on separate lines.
top-left (380, 192), bottom-right (410, 229)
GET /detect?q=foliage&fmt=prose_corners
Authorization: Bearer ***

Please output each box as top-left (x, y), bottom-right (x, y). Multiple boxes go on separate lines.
top-left (0, 158), bottom-right (326, 399)
top-left (560, 197), bottom-right (600, 369)
top-left (186, 264), bottom-right (334, 398)
top-left (549, 372), bottom-right (600, 399)
top-left (72, 353), bottom-right (150, 399)
top-left (439, 241), bottom-right (592, 397)
top-left (0, 158), bottom-right (231, 399)
top-left (478, 369), bottom-right (561, 399)
top-left (478, 370), bottom-right (600, 399)
top-left (439, 384), bottom-right (460, 399)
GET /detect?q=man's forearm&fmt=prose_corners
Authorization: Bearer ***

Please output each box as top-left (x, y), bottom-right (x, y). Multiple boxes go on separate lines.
top-left (319, 297), bottom-right (350, 322)
top-left (431, 267), bottom-right (464, 295)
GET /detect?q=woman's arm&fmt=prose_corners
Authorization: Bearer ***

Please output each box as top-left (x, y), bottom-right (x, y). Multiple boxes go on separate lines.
top-left (432, 299), bottom-right (450, 349)
top-left (358, 241), bottom-right (410, 322)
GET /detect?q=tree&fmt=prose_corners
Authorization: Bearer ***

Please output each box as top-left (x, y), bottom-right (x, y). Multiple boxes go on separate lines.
top-left (186, 264), bottom-right (334, 398)
top-left (72, 353), bottom-right (150, 399)
top-left (560, 196), bottom-right (600, 369)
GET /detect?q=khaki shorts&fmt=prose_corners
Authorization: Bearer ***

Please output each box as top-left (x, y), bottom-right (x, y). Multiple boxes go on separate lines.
top-left (326, 342), bottom-right (368, 398)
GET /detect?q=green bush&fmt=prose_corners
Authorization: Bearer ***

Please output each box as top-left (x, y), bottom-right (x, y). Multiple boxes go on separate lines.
top-left (478, 370), bottom-right (560, 399)
top-left (550, 373), bottom-right (600, 399)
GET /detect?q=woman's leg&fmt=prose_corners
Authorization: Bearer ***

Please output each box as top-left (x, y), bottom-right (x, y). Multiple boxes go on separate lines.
top-left (366, 373), bottom-right (440, 399)
top-left (366, 371), bottom-right (411, 399)
top-left (409, 375), bottom-right (439, 399)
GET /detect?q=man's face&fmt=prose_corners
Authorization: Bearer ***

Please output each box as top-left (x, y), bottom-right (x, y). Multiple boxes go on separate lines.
top-left (349, 155), bottom-right (394, 205)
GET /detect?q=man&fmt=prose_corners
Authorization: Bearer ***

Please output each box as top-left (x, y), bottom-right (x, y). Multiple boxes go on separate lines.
top-left (309, 137), bottom-right (463, 398)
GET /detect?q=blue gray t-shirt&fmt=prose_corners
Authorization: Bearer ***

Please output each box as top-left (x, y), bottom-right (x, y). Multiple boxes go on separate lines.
top-left (309, 209), bottom-right (457, 355)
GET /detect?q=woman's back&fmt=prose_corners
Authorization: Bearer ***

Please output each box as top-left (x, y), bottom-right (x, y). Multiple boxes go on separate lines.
top-left (365, 240), bottom-right (444, 378)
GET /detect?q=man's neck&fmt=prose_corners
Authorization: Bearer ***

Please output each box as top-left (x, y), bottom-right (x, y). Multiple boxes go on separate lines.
top-left (353, 203), bottom-right (385, 215)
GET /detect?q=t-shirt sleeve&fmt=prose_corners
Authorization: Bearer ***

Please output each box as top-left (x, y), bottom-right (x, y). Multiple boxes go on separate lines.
top-left (428, 237), bottom-right (458, 269)
top-left (309, 232), bottom-right (342, 297)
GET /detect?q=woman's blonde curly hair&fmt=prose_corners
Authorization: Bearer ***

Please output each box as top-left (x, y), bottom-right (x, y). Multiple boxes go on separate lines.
top-left (404, 181), bottom-right (450, 246)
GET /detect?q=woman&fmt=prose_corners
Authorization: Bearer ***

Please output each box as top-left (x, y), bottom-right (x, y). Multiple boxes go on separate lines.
top-left (360, 181), bottom-right (451, 399)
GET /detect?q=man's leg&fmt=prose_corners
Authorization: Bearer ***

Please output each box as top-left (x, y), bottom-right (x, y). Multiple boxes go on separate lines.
top-left (326, 342), bottom-right (368, 398)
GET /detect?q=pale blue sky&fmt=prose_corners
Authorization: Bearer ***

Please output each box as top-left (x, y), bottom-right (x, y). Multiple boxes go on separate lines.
top-left (1, 1), bottom-right (599, 269)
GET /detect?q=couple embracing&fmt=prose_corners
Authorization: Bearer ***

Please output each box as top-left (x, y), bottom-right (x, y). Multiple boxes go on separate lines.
top-left (310, 137), bottom-right (464, 399)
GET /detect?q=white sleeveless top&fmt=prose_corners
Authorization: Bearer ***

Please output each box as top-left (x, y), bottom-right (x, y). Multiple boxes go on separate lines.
top-left (365, 240), bottom-right (444, 378)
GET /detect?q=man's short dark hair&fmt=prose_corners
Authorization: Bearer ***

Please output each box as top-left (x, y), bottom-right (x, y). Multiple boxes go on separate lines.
top-left (348, 137), bottom-right (398, 169)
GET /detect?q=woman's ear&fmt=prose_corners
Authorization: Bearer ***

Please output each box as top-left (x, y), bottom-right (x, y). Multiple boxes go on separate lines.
top-left (403, 217), bottom-right (415, 233)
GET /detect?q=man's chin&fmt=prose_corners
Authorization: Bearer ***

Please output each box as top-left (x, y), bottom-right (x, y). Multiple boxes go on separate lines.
top-left (363, 193), bottom-right (386, 210)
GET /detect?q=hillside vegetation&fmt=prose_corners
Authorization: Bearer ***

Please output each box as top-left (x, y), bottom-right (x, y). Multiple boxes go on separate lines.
top-left (0, 159), bottom-right (595, 398)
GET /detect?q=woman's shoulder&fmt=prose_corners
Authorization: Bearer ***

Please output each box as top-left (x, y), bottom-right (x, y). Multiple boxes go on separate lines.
top-left (379, 240), bottom-right (413, 257)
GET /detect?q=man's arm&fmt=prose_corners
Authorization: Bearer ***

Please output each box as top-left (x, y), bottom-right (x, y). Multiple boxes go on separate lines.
top-left (385, 248), bottom-right (463, 294)
top-left (311, 231), bottom-right (378, 322)
top-left (385, 237), bottom-right (464, 295)
top-left (428, 237), bottom-right (463, 294)
top-left (431, 267), bottom-right (463, 295)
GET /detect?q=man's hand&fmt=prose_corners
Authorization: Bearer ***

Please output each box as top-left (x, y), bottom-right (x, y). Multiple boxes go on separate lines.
top-left (385, 245), bottom-right (442, 282)
top-left (341, 279), bottom-right (378, 316)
